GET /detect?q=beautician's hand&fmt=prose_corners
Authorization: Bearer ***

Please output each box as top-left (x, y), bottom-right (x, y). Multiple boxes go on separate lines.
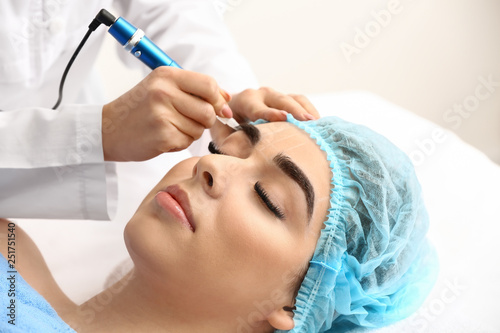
top-left (228, 87), bottom-right (320, 123)
top-left (101, 67), bottom-right (231, 161)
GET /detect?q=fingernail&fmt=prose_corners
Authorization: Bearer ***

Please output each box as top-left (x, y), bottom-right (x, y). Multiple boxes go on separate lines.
top-left (280, 110), bottom-right (288, 118)
top-left (220, 89), bottom-right (232, 102)
top-left (221, 104), bottom-right (233, 118)
top-left (304, 114), bottom-right (315, 120)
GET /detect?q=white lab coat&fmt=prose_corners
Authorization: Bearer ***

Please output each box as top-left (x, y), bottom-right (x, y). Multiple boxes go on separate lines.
top-left (0, 0), bottom-right (258, 220)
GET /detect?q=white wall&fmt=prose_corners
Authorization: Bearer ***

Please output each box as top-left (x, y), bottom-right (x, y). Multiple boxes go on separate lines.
top-left (222, 0), bottom-right (500, 164)
top-left (97, 0), bottom-right (500, 164)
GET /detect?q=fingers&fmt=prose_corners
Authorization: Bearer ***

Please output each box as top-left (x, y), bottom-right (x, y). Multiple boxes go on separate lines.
top-left (171, 91), bottom-right (218, 129)
top-left (219, 89), bottom-right (233, 117)
top-left (162, 116), bottom-right (205, 152)
top-left (259, 87), bottom-right (319, 121)
top-left (163, 67), bottom-right (231, 118)
top-left (228, 87), bottom-right (321, 125)
top-left (225, 88), bottom-right (289, 122)
top-left (219, 88), bottom-right (232, 102)
top-left (260, 87), bottom-right (304, 117)
top-left (147, 101), bottom-right (206, 154)
top-left (288, 94), bottom-right (320, 119)
top-left (248, 106), bottom-right (289, 122)
top-left (169, 107), bottom-right (206, 142)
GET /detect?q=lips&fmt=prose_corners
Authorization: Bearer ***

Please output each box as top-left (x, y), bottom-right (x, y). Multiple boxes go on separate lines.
top-left (155, 185), bottom-right (196, 232)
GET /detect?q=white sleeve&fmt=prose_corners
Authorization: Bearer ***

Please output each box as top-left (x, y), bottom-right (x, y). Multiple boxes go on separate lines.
top-left (0, 105), bottom-right (117, 220)
top-left (113, 0), bottom-right (259, 93)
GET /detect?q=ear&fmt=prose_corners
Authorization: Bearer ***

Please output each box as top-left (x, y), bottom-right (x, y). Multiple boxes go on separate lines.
top-left (267, 307), bottom-right (295, 331)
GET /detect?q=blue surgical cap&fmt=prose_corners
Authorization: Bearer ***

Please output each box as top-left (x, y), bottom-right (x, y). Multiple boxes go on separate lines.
top-left (278, 115), bottom-right (438, 333)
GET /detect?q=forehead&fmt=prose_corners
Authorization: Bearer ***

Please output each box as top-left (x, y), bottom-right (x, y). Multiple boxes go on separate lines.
top-left (256, 122), bottom-right (332, 222)
top-left (255, 122), bottom-right (324, 162)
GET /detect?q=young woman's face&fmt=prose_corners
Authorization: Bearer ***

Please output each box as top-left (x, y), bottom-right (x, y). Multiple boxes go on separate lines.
top-left (125, 121), bottom-right (331, 322)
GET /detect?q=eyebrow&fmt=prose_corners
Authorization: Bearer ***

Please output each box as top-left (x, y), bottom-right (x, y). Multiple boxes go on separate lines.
top-left (273, 154), bottom-right (315, 222)
top-left (237, 122), bottom-right (261, 146)
top-left (236, 123), bottom-right (315, 222)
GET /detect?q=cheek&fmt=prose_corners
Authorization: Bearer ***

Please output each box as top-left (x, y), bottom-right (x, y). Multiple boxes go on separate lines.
top-left (201, 195), bottom-right (302, 299)
top-left (123, 158), bottom-right (200, 278)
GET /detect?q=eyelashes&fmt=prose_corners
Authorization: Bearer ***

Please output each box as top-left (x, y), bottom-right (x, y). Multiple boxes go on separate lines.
top-left (208, 141), bottom-right (286, 220)
top-left (254, 182), bottom-right (286, 220)
top-left (208, 141), bottom-right (224, 155)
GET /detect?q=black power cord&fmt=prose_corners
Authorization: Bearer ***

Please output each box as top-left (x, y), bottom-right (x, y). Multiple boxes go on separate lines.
top-left (52, 9), bottom-right (116, 110)
top-left (51, 29), bottom-right (94, 110)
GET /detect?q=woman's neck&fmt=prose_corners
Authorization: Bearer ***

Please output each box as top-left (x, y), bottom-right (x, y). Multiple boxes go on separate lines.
top-left (62, 267), bottom-right (268, 333)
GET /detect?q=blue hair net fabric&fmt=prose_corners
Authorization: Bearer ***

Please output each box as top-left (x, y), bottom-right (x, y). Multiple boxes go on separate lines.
top-left (277, 114), bottom-right (438, 333)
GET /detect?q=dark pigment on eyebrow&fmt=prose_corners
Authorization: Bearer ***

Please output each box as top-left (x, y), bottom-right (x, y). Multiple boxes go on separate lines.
top-left (237, 123), bottom-right (261, 146)
top-left (273, 153), bottom-right (315, 221)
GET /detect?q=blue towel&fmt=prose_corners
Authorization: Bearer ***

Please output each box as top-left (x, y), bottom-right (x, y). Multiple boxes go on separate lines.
top-left (0, 254), bottom-right (76, 332)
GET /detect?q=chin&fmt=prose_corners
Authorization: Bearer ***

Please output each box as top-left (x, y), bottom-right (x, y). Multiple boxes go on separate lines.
top-left (123, 209), bottom-right (162, 271)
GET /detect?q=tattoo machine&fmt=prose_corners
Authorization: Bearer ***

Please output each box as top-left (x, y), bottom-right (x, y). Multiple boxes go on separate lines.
top-left (53, 8), bottom-right (239, 130)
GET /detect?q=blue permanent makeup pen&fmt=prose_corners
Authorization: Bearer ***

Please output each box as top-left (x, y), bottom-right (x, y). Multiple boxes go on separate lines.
top-left (95, 9), bottom-right (181, 69)
top-left (94, 9), bottom-right (238, 129)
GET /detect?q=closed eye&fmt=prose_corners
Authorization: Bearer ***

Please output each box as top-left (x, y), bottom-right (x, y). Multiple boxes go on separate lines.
top-left (255, 182), bottom-right (285, 220)
top-left (209, 142), bottom-right (285, 220)
top-left (208, 141), bottom-right (224, 155)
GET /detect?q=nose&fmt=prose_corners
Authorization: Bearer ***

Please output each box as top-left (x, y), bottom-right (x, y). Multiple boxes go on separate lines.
top-left (193, 154), bottom-right (244, 199)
